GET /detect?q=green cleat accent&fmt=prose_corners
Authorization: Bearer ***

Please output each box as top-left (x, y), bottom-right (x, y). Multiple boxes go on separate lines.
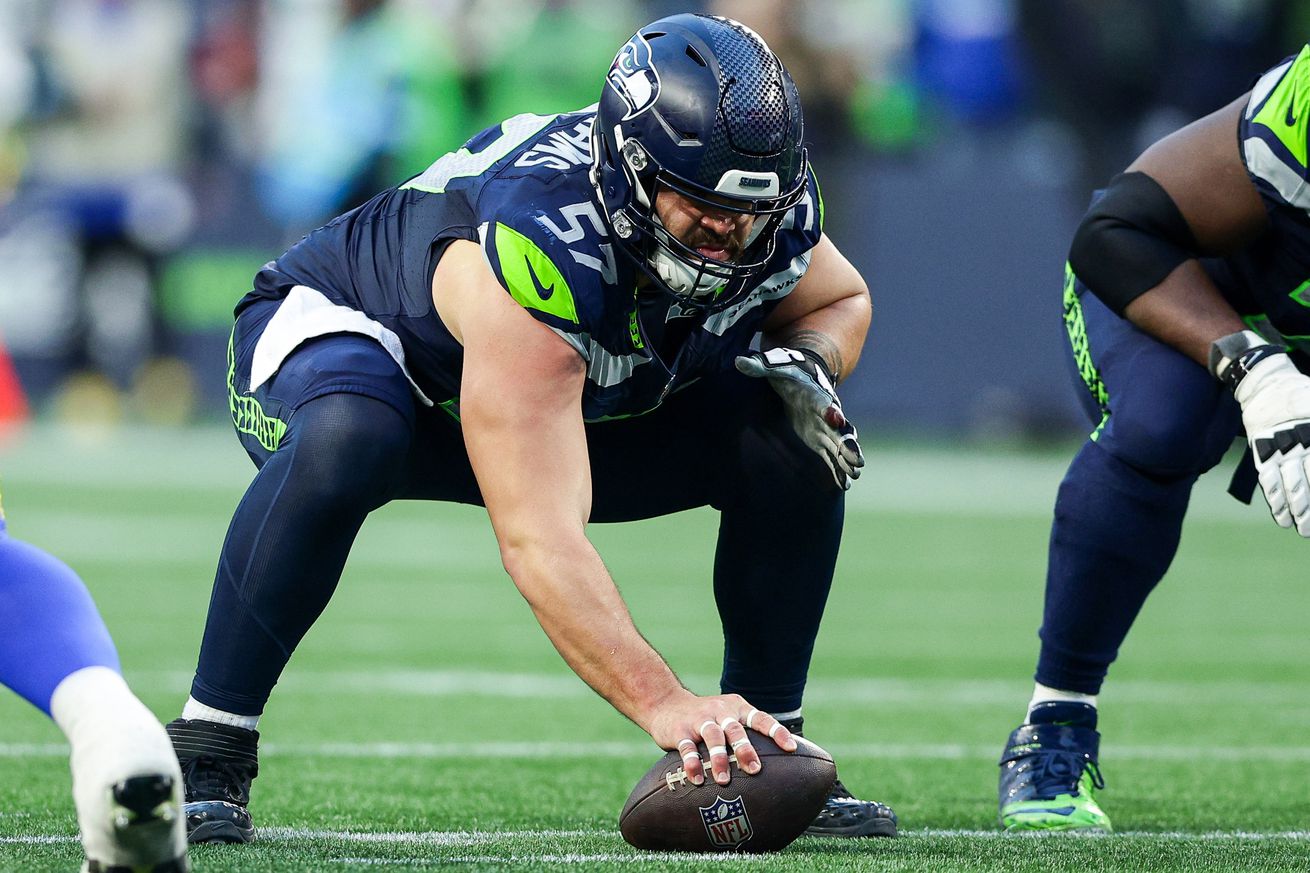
top-left (1000, 766), bottom-right (1111, 832)
top-left (998, 720), bottom-right (1111, 833)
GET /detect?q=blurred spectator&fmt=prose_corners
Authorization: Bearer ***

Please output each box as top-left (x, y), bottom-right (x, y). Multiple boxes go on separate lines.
top-left (1018, 0), bottom-right (1296, 195)
top-left (913, 0), bottom-right (1024, 125)
top-left (254, 0), bottom-right (469, 240)
top-left (4, 0), bottom-right (1302, 436)
top-left (190, 0), bottom-right (261, 168)
top-left (0, 0), bottom-right (193, 402)
top-left (462, 0), bottom-right (637, 132)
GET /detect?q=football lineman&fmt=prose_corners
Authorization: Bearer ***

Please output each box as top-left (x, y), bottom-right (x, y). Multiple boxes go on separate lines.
top-left (167, 14), bottom-right (894, 844)
top-left (999, 47), bottom-right (1310, 831)
top-left (0, 491), bottom-right (189, 871)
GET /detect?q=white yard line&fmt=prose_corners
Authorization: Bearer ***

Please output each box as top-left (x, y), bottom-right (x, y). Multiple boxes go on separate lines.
top-left (4, 828), bottom-right (1309, 849)
top-left (330, 855), bottom-right (775, 865)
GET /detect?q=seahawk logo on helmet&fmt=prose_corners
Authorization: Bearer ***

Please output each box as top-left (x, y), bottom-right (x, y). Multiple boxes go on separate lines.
top-left (591, 13), bottom-right (808, 312)
top-left (607, 33), bottom-right (661, 121)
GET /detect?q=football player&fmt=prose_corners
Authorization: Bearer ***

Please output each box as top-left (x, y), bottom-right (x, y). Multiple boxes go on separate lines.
top-left (0, 491), bottom-right (189, 871)
top-left (167, 14), bottom-right (895, 844)
top-left (999, 47), bottom-right (1310, 831)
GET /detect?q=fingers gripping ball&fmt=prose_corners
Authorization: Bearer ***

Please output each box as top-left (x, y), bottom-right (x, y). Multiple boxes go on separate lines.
top-left (619, 734), bottom-right (835, 853)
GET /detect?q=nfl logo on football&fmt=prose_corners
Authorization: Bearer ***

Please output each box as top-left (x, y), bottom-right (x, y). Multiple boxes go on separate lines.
top-left (699, 795), bottom-right (753, 849)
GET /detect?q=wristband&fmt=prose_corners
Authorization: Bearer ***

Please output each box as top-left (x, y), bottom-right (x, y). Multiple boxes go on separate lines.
top-left (1208, 330), bottom-right (1286, 393)
top-left (794, 347), bottom-right (838, 385)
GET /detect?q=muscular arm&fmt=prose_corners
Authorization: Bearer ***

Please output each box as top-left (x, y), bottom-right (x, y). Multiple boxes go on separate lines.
top-left (432, 241), bottom-right (792, 777)
top-left (761, 234), bottom-right (871, 382)
top-left (1105, 95), bottom-right (1268, 365)
top-left (435, 241), bottom-right (685, 728)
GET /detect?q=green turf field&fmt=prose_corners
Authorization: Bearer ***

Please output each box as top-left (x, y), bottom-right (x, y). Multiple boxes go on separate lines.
top-left (1, 425), bottom-right (1307, 872)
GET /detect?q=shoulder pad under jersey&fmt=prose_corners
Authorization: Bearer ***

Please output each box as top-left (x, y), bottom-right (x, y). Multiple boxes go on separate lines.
top-left (1242, 46), bottom-right (1310, 213)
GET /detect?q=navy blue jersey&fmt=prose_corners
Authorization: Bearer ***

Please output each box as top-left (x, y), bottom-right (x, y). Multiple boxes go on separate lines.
top-left (1221, 45), bottom-right (1310, 352)
top-left (243, 106), bottom-right (824, 421)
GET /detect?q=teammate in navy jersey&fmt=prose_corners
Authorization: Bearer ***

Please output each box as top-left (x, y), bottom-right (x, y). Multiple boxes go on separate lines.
top-left (998, 48), bottom-right (1310, 832)
top-left (166, 14), bottom-right (895, 844)
top-left (0, 492), bottom-right (189, 871)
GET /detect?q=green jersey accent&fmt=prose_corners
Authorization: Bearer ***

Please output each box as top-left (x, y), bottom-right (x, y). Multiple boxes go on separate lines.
top-left (228, 331), bottom-right (287, 452)
top-left (628, 308), bottom-right (643, 349)
top-left (494, 222), bottom-right (580, 323)
top-left (1291, 278), bottom-right (1310, 307)
top-left (1253, 45), bottom-right (1310, 171)
top-left (1062, 264), bottom-right (1110, 439)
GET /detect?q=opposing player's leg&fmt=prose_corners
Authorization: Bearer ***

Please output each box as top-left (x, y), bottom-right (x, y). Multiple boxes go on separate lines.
top-left (0, 525), bottom-right (188, 872)
top-left (171, 315), bottom-right (423, 844)
top-left (998, 274), bottom-right (1241, 832)
top-left (587, 372), bottom-right (896, 838)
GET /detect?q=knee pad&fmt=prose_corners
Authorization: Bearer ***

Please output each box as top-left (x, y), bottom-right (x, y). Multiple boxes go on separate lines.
top-left (282, 392), bottom-right (414, 506)
top-left (1102, 396), bottom-right (1240, 478)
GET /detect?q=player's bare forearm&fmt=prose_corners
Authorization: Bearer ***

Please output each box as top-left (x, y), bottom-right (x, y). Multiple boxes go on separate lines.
top-left (1115, 95), bottom-right (1265, 366)
top-left (499, 534), bottom-right (688, 727)
top-left (764, 294), bottom-right (870, 384)
top-left (451, 261), bottom-right (687, 731)
top-left (1122, 262), bottom-right (1247, 366)
top-left (761, 235), bottom-right (870, 383)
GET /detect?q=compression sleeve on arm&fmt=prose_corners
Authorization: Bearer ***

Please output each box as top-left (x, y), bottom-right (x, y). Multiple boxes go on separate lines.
top-left (1067, 171), bottom-right (1201, 316)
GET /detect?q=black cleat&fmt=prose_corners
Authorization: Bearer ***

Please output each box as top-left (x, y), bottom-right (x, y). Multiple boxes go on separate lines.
top-left (778, 716), bottom-right (898, 838)
top-left (183, 801), bottom-right (254, 845)
top-left (805, 777), bottom-right (899, 838)
top-left (165, 719), bottom-right (259, 845)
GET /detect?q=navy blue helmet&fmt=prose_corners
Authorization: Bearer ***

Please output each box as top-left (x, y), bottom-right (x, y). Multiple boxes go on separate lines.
top-left (591, 14), bottom-right (808, 310)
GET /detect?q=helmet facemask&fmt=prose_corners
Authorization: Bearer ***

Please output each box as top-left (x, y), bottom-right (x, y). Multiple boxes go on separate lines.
top-left (590, 14), bottom-right (809, 313)
top-left (598, 126), bottom-right (808, 311)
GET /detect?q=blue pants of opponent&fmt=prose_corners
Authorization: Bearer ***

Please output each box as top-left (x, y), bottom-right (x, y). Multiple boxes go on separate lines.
top-left (0, 517), bottom-right (121, 715)
top-left (1035, 272), bottom-right (1244, 694)
top-left (189, 300), bottom-right (845, 717)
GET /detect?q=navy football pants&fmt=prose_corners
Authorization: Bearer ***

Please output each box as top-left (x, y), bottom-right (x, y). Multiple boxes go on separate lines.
top-left (190, 307), bottom-right (845, 716)
top-left (1035, 276), bottom-right (1242, 694)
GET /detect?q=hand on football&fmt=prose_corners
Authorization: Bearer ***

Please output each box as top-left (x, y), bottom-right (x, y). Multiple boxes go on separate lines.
top-left (735, 347), bottom-right (865, 490)
top-left (1235, 352), bottom-right (1310, 535)
top-left (646, 691), bottom-right (796, 786)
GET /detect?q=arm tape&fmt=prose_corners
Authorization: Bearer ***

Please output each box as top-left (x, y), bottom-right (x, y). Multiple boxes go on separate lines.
top-left (1068, 171), bottom-right (1200, 316)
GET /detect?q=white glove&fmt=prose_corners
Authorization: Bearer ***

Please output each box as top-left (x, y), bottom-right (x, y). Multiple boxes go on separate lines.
top-left (1214, 330), bottom-right (1310, 536)
top-left (734, 347), bottom-right (864, 490)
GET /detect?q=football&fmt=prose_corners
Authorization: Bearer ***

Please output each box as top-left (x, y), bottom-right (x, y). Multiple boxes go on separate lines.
top-left (619, 734), bottom-right (836, 853)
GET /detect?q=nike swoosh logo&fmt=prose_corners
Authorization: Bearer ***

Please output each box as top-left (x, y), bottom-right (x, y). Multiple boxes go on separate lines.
top-left (1287, 86), bottom-right (1298, 126)
top-left (524, 256), bottom-right (554, 301)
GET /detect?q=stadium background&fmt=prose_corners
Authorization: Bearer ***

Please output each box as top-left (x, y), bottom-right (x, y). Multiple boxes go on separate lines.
top-left (1, 2), bottom-right (1309, 871)
top-left (3, 0), bottom-right (1309, 437)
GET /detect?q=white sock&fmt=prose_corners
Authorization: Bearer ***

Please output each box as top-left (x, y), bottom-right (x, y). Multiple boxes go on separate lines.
top-left (1027, 683), bottom-right (1097, 721)
top-left (182, 696), bottom-right (260, 731)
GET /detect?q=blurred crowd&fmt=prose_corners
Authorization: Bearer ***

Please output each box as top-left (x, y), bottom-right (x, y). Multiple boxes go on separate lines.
top-left (0, 0), bottom-right (1305, 429)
